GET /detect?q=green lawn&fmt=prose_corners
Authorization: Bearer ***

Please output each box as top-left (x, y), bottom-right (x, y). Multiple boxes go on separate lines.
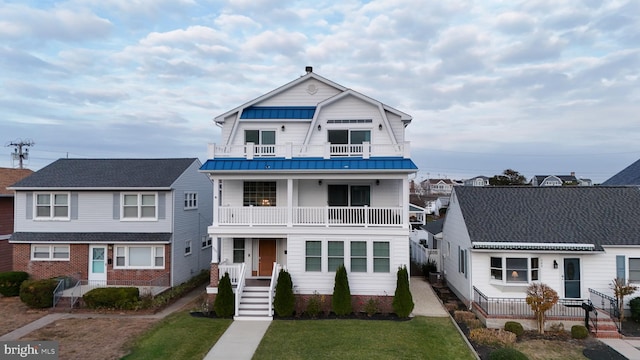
top-left (253, 317), bottom-right (476, 360)
top-left (122, 311), bottom-right (232, 360)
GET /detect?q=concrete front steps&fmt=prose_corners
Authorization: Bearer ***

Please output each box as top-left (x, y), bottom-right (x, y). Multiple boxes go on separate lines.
top-left (235, 286), bottom-right (273, 321)
top-left (590, 317), bottom-right (622, 338)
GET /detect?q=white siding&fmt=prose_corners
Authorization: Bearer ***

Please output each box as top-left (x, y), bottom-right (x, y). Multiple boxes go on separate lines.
top-left (441, 191), bottom-right (474, 303)
top-left (230, 122), bottom-right (310, 147)
top-left (170, 160), bottom-right (213, 285)
top-left (258, 79), bottom-right (342, 106)
top-left (14, 191), bottom-right (172, 233)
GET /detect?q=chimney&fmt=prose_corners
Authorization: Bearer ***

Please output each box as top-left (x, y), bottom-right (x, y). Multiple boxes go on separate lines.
top-left (571, 171), bottom-right (575, 177)
top-left (305, 66), bottom-right (313, 73)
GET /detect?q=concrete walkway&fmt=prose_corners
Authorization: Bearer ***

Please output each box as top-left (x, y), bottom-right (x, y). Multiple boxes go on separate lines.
top-left (600, 338), bottom-right (640, 359)
top-left (203, 320), bottom-right (271, 360)
top-left (410, 276), bottom-right (449, 317)
top-left (0, 284), bottom-right (205, 341)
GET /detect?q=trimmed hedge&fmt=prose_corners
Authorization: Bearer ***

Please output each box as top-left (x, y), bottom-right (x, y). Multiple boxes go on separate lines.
top-left (630, 297), bottom-right (640, 322)
top-left (273, 269), bottom-right (295, 317)
top-left (214, 272), bottom-right (234, 317)
top-left (393, 265), bottom-right (414, 318)
top-left (83, 287), bottom-right (140, 310)
top-left (0, 271), bottom-right (29, 297)
top-left (571, 325), bottom-right (589, 339)
top-left (332, 265), bottom-right (352, 316)
top-left (488, 348), bottom-right (529, 360)
top-left (20, 279), bottom-right (58, 308)
top-left (504, 321), bottom-right (524, 337)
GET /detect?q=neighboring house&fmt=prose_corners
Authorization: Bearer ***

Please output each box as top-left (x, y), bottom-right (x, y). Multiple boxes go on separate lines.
top-left (442, 186), bottom-right (640, 335)
top-left (422, 178), bottom-right (456, 195)
top-left (531, 173), bottom-right (583, 186)
top-left (463, 176), bottom-right (489, 187)
top-left (0, 168), bottom-right (33, 272)
top-left (8, 158), bottom-right (212, 288)
top-left (602, 158), bottom-right (640, 185)
top-left (409, 203), bottom-right (427, 228)
top-left (423, 195), bottom-right (443, 215)
top-left (200, 67), bottom-right (418, 319)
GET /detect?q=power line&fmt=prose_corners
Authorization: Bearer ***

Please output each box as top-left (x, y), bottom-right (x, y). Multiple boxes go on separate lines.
top-left (5, 139), bottom-right (35, 169)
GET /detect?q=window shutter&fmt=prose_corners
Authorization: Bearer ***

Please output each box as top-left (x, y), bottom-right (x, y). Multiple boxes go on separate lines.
top-left (26, 192), bottom-right (33, 219)
top-left (464, 250), bottom-right (468, 279)
top-left (113, 193), bottom-right (120, 219)
top-left (158, 193), bottom-right (166, 219)
top-left (617, 255), bottom-right (626, 281)
top-left (71, 192), bottom-right (79, 220)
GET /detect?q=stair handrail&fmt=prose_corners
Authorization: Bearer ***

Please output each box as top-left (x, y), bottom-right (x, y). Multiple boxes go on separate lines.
top-left (234, 262), bottom-right (246, 317)
top-left (52, 279), bottom-right (65, 307)
top-left (268, 262), bottom-right (281, 317)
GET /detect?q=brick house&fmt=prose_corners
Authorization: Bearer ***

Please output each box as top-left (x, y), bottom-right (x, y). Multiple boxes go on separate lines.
top-left (9, 158), bottom-right (212, 287)
top-left (0, 168), bottom-right (33, 272)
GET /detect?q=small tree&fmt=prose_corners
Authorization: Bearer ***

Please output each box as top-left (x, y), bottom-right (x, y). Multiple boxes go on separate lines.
top-left (214, 272), bottom-right (234, 317)
top-left (393, 265), bottom-right (414, 318)
top-left (332, 264), bottom-right (352, 316)
top-left (611, 277), bottom-right (639, 323)
top-left (273, 269), bottom-right (295, 317)
top-left (526, 283), bottom-right (559, 334)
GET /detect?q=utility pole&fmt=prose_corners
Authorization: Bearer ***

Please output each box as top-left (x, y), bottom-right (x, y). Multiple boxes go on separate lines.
top-left (6, 139), bottom-right (35, 169)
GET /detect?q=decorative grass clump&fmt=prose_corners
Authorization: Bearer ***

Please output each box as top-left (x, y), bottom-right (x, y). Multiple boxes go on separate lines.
top-left (571, 325), bottom-right (589, 339)
top-left (504, 321), bottom-right (524, 337)
top-left (469, 328), bottom-right (517, 348)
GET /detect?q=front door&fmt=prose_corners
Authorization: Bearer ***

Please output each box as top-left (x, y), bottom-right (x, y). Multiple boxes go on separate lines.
top-left (564, 258), bottom-right (581, 298)
top-left (89, 245), bottom-right (107, 285)
top-left (258, 240), bottom-right (276, 276)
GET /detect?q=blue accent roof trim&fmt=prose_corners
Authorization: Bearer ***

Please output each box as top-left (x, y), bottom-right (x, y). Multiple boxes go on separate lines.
top-left (200, 157), bottom-right (418, 171)
top-left (240, 106), bottom-right (316, 119)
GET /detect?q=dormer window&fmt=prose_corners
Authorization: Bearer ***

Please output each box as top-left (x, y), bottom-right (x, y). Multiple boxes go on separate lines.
top-left (245, 130), bottom-right (275, 156)
top-left (328, 130), bottom-right (370, 156)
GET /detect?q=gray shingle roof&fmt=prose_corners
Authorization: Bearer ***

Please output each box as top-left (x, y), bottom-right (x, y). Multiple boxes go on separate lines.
top-left (10, 158), bottom-right (197, 188)
top-left (453, 186), bottom-right (640, 249)
top-left (602, 158), bottom-right (640, 186)
top-left (10, 232), bottom-right (172, 243)
top-left (425, 219), bottom-right (444, 235)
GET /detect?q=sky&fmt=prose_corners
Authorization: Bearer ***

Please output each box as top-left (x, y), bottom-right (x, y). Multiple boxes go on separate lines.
top-left (1, 0), bottom-right (639, 184)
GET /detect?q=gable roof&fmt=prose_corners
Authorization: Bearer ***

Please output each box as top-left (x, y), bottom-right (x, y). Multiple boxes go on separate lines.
top-left (10, 158), bottom-right (198, 189)
top-left (603, 158), bottom-right (640, 185)
top-left (0, 168), bottom-right (33, 196)
top-left (425, 219), bottom-right (444, 235)
top-left (533, 175), bottom-right (577, 183)
top-left (452, 186), bottom-right (640, 250)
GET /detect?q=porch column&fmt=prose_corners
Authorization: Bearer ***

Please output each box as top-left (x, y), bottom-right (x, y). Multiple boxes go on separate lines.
top-left (287, 178), bottom-right (293, 227)
top-left (212, 178), bottom-right (219, 226)
top-left (402, 177), bottom-right (409, 229)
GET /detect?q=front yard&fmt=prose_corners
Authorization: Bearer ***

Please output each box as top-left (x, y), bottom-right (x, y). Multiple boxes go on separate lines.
top-left (0, 296), bottom-right (48, 336)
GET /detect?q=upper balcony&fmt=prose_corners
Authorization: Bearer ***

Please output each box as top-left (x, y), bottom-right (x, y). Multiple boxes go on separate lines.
top-left (207, 142), bottom-right (411, 160)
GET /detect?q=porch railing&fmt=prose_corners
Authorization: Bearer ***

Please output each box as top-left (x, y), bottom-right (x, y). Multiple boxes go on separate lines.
top-left (217, 206), bottom-right (404, 227)
top-left (268, 262), bottom-right (282, 317)
top-left (234, 263), bottom-right (247, 317)
top-left (208, 142), bottom-right (410, 159)
top-left (589, 288), bottom-right (620, 331)
top-left (473, 286), bottom-right (586, 318)
top-left (53, 279), bottom-right (65, 307)
top-left (219, 263), bottom-right (244, 285)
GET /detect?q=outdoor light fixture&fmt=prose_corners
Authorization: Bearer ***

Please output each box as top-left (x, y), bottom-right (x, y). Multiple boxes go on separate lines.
top-left (376, 179), bottom-right (380, 186)
top-left (379, 124), bottom-right (383, 130)
top-left (281, 125), bottom-right (285, 131)
top-left (318, 180), bottom-right (322, 186)
top-left (553, 260), bottom-right (558, 269)
top-left (317, 124), bottom-right (321, 131)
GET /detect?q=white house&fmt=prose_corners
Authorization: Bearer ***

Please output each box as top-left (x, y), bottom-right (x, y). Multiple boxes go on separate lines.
top-left (442, 186), bottom-right (640, 336)
top-left (200, 67), bottom-right (418, 319)
top-left (9, 158), bottom-right (213, 290)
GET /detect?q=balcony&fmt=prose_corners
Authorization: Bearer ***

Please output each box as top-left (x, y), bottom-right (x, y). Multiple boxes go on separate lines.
top-left (207, 142), bottom-right (411, 159)
top-left (215, 206), bottom-right (404, 227)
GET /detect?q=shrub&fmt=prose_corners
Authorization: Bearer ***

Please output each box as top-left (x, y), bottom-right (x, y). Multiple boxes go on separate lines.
top-left (465, 318), bottom-right (483, 330)
top-left (421, 259), bottom-right (437, 277)
top-left (469, 328), bottom-right (517, 348)
top-left (273, 269), bottom-right (295, 317)
top-left (630, 297), bottom-right (640, 322)
top-left (571, 325), bottom-right (589, 339)
top-left (19, 279), bottom-right (58, 308)
top-left (306, 292), bottom-right (322, 318)
top-left (83, 287), bottom-right (140, 309)
top-left (526, 282), bottom-right (559, 334)
top-left (332, 265), bottom-right (352, 316)
top-left (393, 265), bottom-right (414, 318)
top-left (214, 272), bottom-right (234, 317)
top-left (504, 321), bottom-right (524, 337)
top-left (364, 298), bottom-right (379, 317)
top-left (454, 311), bottom-right (476, 322)
top-left (0, 271), bottom-right (29, 297)
top-left (489, 348), bottom-right (529, 360)
top-left (549, 322), bottom-right (565, 332)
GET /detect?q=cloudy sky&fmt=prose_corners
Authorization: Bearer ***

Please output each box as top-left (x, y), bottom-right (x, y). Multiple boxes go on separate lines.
top-left (1, 0), bottom-right (639, 183)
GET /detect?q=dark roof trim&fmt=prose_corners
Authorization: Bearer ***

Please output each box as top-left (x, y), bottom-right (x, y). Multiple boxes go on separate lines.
top-left (472, 242), bottom-right (598, 251)
top-left (10, 232), bottom-right (172, 243)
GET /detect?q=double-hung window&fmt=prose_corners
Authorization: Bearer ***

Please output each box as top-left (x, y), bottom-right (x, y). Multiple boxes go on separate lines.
top-left (122, 193), bottom-right (157, 220)
top-left (233, 238), bottom-right (245, 263)
top-left (328, 241), bottom-right (344, 271)
top-left (184, 192), bottom-right (198, 210)
top-left (629, 258), bottom-right (640, 282)
top-left (350, 241), bottom-right (367, 272)
top-left (184, 240), bottom-right (192, 255)
top-left (373, 241), bottom-right (390, 272)
top-left (305, 241), bottom-right (321, 272)
top-left (115, 246), bottom-right (164, 269)
top-left (31, 244), bottom-right (70, 261)
top-left (35, 193), bottom-right (69, 220)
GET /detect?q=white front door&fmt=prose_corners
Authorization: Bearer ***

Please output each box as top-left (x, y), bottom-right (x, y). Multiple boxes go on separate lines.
top-left (89, 245), bottom-right (107, 285)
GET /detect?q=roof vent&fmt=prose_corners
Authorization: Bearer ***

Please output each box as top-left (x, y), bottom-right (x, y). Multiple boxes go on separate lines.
top-left (305, 66), bottom-right (313, 73)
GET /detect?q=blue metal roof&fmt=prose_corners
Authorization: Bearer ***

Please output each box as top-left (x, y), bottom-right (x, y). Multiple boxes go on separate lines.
top-left (200, 157), bottom-right (418, 172)
top-left (240, 106), bottom-right (316, 119)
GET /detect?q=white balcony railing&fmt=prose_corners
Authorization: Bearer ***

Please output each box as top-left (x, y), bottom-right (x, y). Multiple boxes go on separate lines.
top-left (207, 142), bottom-right (410, 159)
top-left (216, 206), bottom-right (404, 227)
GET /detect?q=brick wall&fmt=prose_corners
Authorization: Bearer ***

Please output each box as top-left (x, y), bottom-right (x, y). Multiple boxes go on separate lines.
top-left (0, 198), bottom-right (14, 235)
top-left (13, 243), bottom-right (171, 286)
top-left (0, 240), bottom-right (12, 272)
top-left (210, 263), bottom-right (219, 287)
